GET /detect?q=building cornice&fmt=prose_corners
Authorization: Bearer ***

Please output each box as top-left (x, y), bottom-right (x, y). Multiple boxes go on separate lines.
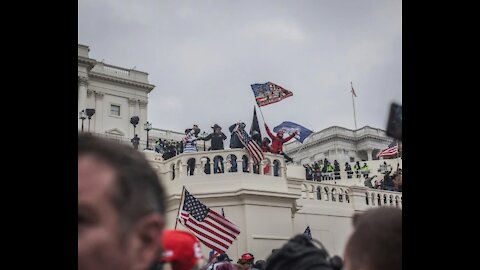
top-left (89, 72), bottom-right (155, 92)
top-left (78, 56), bottom-right (97, 70)
top-left (286, 133), bottom-right (392, 153)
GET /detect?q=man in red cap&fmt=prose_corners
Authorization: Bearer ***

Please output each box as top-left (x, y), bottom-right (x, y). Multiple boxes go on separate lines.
top-left (237, 253), bottom-right (255, 270)
top-left (156, 229), bottom-right (205, 270)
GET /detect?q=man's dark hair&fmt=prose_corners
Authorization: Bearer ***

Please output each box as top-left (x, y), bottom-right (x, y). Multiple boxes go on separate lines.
top-left (264, 234), bottom-right (340, 270)
top-left (346, 207), bottom-right (402, 270)
top-left (78, 133), bottom-right (166, 230)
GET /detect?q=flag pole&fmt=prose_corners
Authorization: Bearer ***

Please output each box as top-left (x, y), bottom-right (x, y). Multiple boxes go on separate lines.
top-left (257, 104), bottom-right (266, 124)
top-left (174, 186), bottom-right (186, 230)
top-left (351, 81), bottom-right (358, 130)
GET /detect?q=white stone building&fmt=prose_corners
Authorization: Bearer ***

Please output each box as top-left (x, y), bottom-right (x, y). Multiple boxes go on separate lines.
top-left (283, 126), bottom-right (396, 165)
top-left (78, 44), bottom-right (154, 141)
top-left (143, 148), bottom-right (402, 262)
top-left (78, 43), bottom-right (401, 262)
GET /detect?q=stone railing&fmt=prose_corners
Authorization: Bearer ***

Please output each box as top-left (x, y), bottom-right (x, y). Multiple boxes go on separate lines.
top-left (148, 149), bottom-right (287, 181)
top-left (299, 181), bottom-right (402, 209)
top-left (91, 62), bottom-right (150, 84)
top-left (300, 182), bottom-right (352, 204)
top-left (364, 189), bottom-right (402, 208)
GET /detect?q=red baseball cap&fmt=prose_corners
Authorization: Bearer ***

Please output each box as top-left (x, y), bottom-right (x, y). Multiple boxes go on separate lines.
top-left (161, 230), bottom-right (204, 270)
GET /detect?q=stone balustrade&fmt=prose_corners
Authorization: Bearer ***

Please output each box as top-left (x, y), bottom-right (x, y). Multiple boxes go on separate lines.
top-left (146, 149), bottom-right (287, 181)
top-left (299, 181), bottom-right (402, 209)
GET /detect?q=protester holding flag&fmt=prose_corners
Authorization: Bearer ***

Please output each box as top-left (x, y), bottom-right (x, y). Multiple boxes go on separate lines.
top-left (264, 123), bottom-right (297, 163)
top-left (183, 127), bottom-right (199, 175)
top-left (228, 122), bottom-right (245, 172)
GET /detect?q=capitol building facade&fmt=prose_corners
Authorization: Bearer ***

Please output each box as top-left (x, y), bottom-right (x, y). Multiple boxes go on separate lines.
top-left (78, 44), bottom-right (402, 261)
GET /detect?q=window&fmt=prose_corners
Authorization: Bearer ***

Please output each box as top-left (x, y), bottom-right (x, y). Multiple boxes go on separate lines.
top-left (110, 105), bottom-right (120, 116)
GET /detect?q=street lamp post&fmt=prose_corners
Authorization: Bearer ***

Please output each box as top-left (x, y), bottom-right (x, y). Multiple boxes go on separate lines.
top-left (79, 110), bottom-right (87, 132)
top-left (200, 131), bottom-right (208, 151)
top-left (86, 109), bottom-right (96, 133)
top-left (130, 116), bottom-right (140, 148)
top-left (144, 121), bottom-right (152, 150)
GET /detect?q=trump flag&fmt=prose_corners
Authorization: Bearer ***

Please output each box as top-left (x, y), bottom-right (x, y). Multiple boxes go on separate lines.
top-left (251, 82), bottom-right (293, 107)
top-left (273, 121), bottom-right (313, 143)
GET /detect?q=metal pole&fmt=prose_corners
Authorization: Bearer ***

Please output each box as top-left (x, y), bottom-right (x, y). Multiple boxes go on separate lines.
top-left (88, 118), bottom-right (91, 133)
top-left (351, 82), bottom-right (358, 130)
top-left (146, 130), bottom-right (150, 149)
top-left (81, 120), bottom-right (84, 132)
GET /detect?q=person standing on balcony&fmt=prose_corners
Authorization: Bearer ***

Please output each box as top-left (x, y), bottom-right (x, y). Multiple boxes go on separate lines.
top-left (354, 161), bottom-right (361, 178)
top-left (313, 161), bottom-right (321, 181)
top-left (183, 128), bottom-right (198, 175)
top-left (131, 134), bottom-right (140, 150)
top-left (361, 162), bottom-right (370, 178)
top-left (326, 162), bottom-right (334, 180)
top-left (264, 123), bottom-right (297, 163)
top-left (229, 122), bottom-right (247, 172)
top-left (345, 162), bottom-right (353, 179)
top-left (200, 124), bottom-right (227, 173)
top-left (334, 160), bottom-right (341, 180)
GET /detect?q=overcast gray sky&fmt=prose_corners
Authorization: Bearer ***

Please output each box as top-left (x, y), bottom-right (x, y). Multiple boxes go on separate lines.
top-left (79, 0), bottom-right (401, 137)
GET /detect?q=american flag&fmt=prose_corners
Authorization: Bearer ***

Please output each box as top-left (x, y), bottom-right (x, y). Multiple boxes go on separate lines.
top-left (304, 226), bottom-right (312, 240)
top-left (234, 124), bottom-right (265, 164)
top-left (182, 129), bottom-right (196, 144)
top-left (251, 82), bottom-right (293, 107)
top-left (377, 140), bottom-right (398, 157)
top-left (351, 81), bottom-right (357, 97)
top-left (178, 188), bottom-right (240, 253)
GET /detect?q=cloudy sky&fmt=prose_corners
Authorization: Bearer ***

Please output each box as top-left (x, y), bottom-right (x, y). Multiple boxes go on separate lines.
top-left (79, 0), bottom-right (401, 138)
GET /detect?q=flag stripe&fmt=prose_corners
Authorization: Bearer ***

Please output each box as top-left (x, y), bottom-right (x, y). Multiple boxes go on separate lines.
top-left (377, 146), bottom-right (398, 157)
top-left (208, 211), bottom-right (241, 234)
top-left (235, 128), bottom-right (265, 164)
top-left (185, 226), bottom-right (227, 252)
top-left (183, 220), bottom-right (230, 249)
top-left (178, 189), bottom-right (240, 254)
top-left (203, 219), bottom-right (238, 239)
top-left (187, 218), bottom-right (234, 244)
top-left (189, 218), bottom-right (233, 247)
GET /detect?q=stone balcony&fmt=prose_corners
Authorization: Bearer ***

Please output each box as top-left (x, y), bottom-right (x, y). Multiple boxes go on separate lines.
top-left (143, 149), bottom-right (402, 212)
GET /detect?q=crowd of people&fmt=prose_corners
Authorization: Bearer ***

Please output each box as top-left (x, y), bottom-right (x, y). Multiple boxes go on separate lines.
top-left (154, 122), bottom-right (297, 177)
top-left (303, 159), bottom-right (372, 181)
top-left (79, 133), bottom-right (401, 270)
top-left (304, 159), bottom-right (402, 192)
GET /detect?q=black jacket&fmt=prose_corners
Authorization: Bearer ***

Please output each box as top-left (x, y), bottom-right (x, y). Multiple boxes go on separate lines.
top-left (202, 132), bottom-right (227, 150)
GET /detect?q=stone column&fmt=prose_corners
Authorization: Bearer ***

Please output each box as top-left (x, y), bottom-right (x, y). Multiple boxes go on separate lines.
top-left (94, 91), bottom-right (104, 133)
top-left (367, 149), bottom-right (373, 161)
top-left (78, 77), bottom-right (88, 129)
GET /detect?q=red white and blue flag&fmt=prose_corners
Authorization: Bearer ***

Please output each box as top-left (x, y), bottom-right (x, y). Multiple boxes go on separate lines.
top-left (233, 124), bottom-right (265, 164)
top-left (377, 140), bottom-right (398, 157)
top-left (251, 82), bottom-right (293, 107)
top-left (178, 189), bottom-right (240, 253)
